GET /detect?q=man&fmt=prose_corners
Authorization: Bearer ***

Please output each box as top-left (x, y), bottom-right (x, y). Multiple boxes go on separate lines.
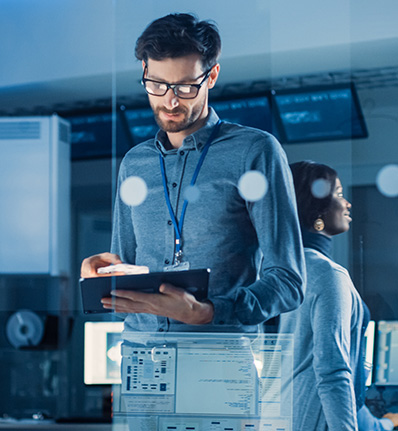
top-left (81, 13), bottom-right (305, 333)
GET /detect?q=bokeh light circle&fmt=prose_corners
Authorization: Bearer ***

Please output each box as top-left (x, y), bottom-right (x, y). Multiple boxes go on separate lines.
top-left (376, 164), bottom-right (398, 198)
top-left (183, 185), bottom-right (201, 203)
top-left (120, 176), bottom-right (148, 206)
top-left (238, 171), bottom-right (268, 202)
top-left (311, 178), bottom-right (331, 199)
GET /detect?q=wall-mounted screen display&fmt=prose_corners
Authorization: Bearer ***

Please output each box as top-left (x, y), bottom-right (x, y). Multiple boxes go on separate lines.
top-left (211, 96), bottom-right (273, 134)
top-left (68, 111), bottom-right (132, 160)
top-left (123, 107), bottom-right (158, 146)
top-left (271, 83), bottom-right (368, 143)
top-left (123, 96), bottom-right (274, 148)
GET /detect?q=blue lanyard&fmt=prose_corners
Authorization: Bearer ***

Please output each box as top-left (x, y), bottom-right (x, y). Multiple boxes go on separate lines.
top-left (159, 120), bottom-right (222, 264)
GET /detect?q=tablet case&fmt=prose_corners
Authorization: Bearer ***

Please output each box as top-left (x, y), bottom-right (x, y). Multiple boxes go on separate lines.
top-left (80, 268), bottom-right (210, 314)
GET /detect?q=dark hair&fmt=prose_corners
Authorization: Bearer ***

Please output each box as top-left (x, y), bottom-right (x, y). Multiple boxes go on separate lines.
top-left (135, 13), bottom-right (221, 70)
top-left (290, 161), bottom-right (338, 230)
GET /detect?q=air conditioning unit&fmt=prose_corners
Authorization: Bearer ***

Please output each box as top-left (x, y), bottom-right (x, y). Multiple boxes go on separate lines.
top-left (0, 115), bottom-right (71, 275)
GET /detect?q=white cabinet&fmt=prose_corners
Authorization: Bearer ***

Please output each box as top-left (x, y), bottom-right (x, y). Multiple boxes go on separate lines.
top-left (0, 115), bottom-right (70, 275)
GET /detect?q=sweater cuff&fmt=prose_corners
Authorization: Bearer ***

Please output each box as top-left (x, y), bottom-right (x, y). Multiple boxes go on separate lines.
top-left (210, 296), bottom-right (237, 326)
top-left (380, 418), bottom-right (394, 431)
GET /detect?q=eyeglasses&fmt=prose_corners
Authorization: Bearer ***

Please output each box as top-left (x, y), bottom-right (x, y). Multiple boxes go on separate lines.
top-left (141, 66), bottom-right (213, 99)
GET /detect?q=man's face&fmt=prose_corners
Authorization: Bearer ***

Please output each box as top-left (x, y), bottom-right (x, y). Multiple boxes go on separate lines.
top-left (144, 54), bottom-right (216, 134)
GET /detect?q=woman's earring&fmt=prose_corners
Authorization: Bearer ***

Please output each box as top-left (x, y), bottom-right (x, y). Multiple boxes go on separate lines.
top-left (313, 218), bottom-right (325, 232)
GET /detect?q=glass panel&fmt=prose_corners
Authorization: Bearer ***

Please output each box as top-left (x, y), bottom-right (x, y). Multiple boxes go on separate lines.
top-left (2, 0), bottom-right (397, 425)
top-left (94, 0), bottom-right (398, 428)
top-left (1, 0), bottom-right (397, 425)
top-left (348, 2), bottom-right (398, 421)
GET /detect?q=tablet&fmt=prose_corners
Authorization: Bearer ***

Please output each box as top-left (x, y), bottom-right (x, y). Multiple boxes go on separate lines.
top-left (80, 268), bottom-right (211, 314)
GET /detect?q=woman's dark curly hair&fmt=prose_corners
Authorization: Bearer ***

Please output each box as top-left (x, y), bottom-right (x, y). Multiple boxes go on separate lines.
top-left (135, 13), bottom-right (221, 70)
top-left (290, 161), bottom-right (338, 230)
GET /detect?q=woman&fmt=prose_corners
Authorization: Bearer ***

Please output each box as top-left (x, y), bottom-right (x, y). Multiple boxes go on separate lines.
top-left (279, 161), bottom-right (364, 431)
top-left (279, 161), bottom-right (398, 431)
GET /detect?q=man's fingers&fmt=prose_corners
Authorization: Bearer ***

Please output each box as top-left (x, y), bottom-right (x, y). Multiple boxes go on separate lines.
top-left (110, 289), bottom-right (154, 302)
top-left (80, 252), bottom-right (122, 278)
top-left (98, 252), bottom-right (123, 264)
top-left (102, 295), bottom-right (157, 314)
top-left (101, 285), bottom-right (213, 324)
top-left (110, 285), bottom-right (183, 301)
top-left (96, 271), bottom-right (127, 278)
top-left (158, 283), bottom-right (184, 295)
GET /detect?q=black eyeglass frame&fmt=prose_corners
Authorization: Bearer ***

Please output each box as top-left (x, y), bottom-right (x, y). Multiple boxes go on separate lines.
top-left (141, 66), bottom-right (214, 99)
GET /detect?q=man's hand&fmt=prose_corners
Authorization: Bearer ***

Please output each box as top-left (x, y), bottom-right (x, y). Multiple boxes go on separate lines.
top-left (101, 283), bottom-right (214, 325)
top-left (80, 252), bottom-right (123, 278)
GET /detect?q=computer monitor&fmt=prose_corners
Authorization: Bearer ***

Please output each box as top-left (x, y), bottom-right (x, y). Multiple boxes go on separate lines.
top-left (271, 83), bottom-right (368, 144)
top-left (375, 321), bottom-right (398, 385)
top-left (211, 95), bottom-right (273, 133)
top-left (122, 95), bottom-right (275, 148)
top-left (364, 320), bottom-right (375, 386)
top-left (67, 110), bottom-right (132, 160)
top-left (84, 321), bottom-right (124, 385)
top-left (122, 107), bottom-right (158, 146)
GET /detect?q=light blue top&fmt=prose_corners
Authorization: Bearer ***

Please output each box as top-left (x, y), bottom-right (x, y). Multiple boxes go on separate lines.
top-left (358, 405), bottom-right (394, 431)
top-left (111, 108), bottom-right (305, 332)
top-left (279, 247), bottom-right (364, 431)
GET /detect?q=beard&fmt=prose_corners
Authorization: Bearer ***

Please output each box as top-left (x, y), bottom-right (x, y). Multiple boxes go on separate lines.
top-left (151, 99), bottom-right (206, 133)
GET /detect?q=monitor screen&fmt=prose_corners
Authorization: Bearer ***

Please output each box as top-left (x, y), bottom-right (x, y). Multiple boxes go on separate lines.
top-left (84, 321), bottom-right (124, 385)
top-left (123, 107), bottom-right (158, 146)
top-left (364, 320), bottom-right (375, 386)
top-left (271, 83), bottom-right (368, 143)
top-left (211, 96), bottom-right (273, 134)
top-left (122, 96), bottom-right (274, 147)
top-left (67, 111), bottom-right (132, 160)
top-left (375, 321), bottom-right (398, 385)
top-left (112, 332), bottom-right (294, 430)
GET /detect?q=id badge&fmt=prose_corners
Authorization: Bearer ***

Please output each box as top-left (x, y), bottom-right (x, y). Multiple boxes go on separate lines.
top-left (163, 261), bottom-right (190, 272)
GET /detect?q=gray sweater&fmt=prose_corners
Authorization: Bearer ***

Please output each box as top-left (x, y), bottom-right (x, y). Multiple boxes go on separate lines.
top-left (279, 248), bottom-right (364, 431)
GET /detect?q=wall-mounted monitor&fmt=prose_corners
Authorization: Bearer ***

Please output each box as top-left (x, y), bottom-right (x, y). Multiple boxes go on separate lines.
top-left (375, 320), bottom-right (398, 385)
top-left (122, 96), bottom-right (275, 147)
top-left (84, 321), bottom-right (124, 385)
top-left (67, 111), bottom-right (132, 160)
top-left (271, 83), bottom-right (368, 144)
top-left (122, 107), bottom-right (158, 146)
top-left (211, 96), bottom-right (274, 134)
